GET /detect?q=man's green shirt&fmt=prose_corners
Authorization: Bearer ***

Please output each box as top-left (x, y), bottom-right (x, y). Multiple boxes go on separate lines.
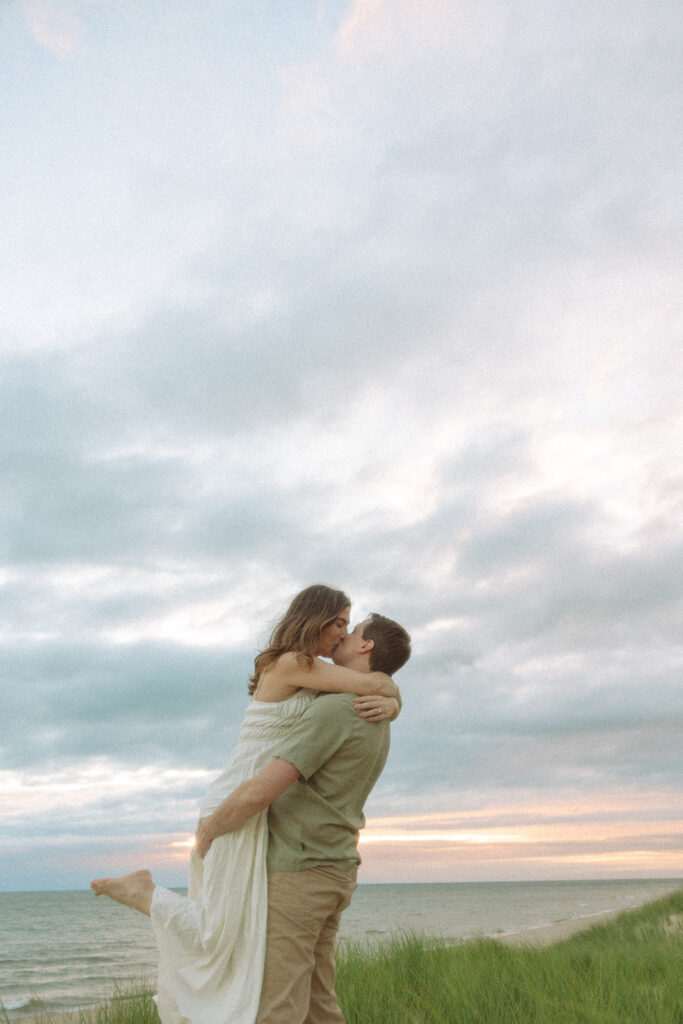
top-left (266, 692), bottom-right (391, 873)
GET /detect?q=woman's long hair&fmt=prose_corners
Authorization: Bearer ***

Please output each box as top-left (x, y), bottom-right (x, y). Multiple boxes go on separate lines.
top-left (248, 584), bottom-right (350, 694)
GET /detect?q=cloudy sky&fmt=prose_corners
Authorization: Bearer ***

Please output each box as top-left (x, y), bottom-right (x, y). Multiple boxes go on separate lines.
top-left (1, 0), bottom-right (681, 892)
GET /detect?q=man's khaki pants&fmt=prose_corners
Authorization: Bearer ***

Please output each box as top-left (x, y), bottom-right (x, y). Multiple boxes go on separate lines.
top-left (255, 865), bottom-right (358, 1024)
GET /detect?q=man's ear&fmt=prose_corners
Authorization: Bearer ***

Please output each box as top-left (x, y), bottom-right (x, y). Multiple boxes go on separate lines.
top-left (361, 637), bottom-right (375, 654)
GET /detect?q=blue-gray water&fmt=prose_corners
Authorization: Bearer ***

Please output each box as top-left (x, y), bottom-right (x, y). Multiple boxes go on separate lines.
top-left (1, 879), bottom-right (681, 1019)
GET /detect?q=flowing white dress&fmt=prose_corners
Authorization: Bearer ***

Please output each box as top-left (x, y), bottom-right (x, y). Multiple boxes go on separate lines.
top-left (149, 690), bottom-right (316, 1024)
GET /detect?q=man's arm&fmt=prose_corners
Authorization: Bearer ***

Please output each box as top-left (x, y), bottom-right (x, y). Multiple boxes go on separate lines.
top-left (194, 757), bottom-right (300, 859)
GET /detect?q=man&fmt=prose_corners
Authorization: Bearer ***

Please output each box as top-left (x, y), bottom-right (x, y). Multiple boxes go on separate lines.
top-left (195, 612), bottom-right (411, 1024)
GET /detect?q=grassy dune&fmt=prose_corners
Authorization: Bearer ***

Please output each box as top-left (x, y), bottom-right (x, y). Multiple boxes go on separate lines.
top-left (7, 888), bottom-right (682, 1024)
top-left (335, 888), bottom-right (683, 1023)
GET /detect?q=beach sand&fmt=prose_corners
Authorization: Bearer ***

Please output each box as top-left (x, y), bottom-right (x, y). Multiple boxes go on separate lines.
top-left (494, 905), bottom-right (627, 947)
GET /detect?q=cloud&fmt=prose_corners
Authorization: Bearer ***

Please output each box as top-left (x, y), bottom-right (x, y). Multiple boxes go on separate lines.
top-left (23, 0), bottom-right (83, 58)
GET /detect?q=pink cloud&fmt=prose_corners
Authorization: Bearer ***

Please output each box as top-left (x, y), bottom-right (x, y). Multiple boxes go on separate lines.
top-left (23, 0), bottom-right (83, 58)
top-left (334, 0), bottom-right (502, 65)
top-left (355, 792), bottom-right (683, 881)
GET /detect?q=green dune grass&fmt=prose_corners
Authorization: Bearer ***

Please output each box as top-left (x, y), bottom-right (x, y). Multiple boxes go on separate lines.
top-left (335, 888), bottom-right (683, 1024)
top-left (5, 888), bottom-right (681, 1024)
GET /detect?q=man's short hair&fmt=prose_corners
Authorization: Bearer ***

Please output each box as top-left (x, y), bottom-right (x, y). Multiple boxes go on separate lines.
top-left (362, 613), bottom-right (411, 675)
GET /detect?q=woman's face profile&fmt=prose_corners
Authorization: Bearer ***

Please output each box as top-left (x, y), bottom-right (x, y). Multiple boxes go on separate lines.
top-left (316, 607), bottom-right (350, 658)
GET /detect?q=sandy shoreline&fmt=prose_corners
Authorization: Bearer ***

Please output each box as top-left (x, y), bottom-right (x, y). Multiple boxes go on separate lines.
top-left (493, 905), bottom-right (626, 947)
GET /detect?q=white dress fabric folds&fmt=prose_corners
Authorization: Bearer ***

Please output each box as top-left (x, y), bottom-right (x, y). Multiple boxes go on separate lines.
top-left (150, 690), bottom-right (316, 1024)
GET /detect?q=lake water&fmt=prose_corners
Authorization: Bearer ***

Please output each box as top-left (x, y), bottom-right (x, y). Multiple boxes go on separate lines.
top-left (1, 878), bottom-right (681, 1019)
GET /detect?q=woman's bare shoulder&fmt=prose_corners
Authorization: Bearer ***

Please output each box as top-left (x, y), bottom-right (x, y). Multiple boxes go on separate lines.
top-left (267, 651), bottom-right (309, 676)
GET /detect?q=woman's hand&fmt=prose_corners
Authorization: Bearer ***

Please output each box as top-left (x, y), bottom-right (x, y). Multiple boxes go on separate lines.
top-left (353, 694), bottom-right (401, 722)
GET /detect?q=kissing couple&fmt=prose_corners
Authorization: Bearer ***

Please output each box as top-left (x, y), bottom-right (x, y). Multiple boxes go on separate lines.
top-left (92, 584), bottom-right (411, 1023)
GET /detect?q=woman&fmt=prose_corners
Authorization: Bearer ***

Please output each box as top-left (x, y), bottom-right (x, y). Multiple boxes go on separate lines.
top-left (91, 585), bottom-right (400, 1024)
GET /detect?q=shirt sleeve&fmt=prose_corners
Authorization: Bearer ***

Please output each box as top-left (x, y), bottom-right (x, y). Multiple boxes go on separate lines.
top-left (271, 693), bottom-right (354, 780)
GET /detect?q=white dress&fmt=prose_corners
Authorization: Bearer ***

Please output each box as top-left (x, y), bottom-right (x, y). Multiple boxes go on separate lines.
top-left (149, 690), bottom-right (316, 1024)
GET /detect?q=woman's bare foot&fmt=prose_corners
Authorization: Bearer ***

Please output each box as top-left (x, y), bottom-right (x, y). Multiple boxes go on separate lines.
top-left (90, 869), bottom-right (155, 916)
